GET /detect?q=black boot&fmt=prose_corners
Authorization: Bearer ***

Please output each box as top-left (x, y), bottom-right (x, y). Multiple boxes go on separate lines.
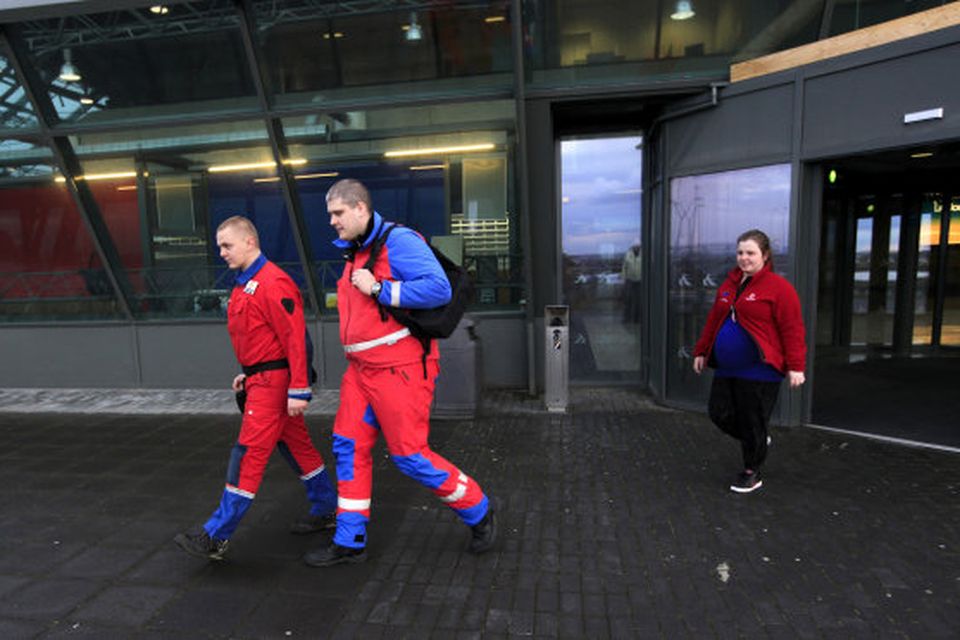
top-left (468, 506), bottom-right (497, 554)
top-left (303, 542), bottom-right (367, 567)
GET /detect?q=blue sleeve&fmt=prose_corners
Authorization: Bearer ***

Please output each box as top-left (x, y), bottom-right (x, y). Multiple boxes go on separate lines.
top-left (378, 228), bottom-right (452, 310)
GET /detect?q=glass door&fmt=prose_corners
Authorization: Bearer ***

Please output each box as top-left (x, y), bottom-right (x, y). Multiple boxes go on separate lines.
top-left (559, 134), bottom-right (642, 383)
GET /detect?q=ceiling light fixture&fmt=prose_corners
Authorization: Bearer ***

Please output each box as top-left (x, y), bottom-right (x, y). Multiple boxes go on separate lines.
top-left (385, 143), bottom-right (495, 158)
top-left (80, 96), bottom-right (94, 105)
top-left (910, 151), bottom-right (934, 159)
top-left (58, 49), bottom-right (81, 82)
top-left (150, 5), bottom-right (169, 15)
top-left (208, 158), bottom-right (307, 173)
top-left (55, 170), bottom-right (139, 183)
top-left (670, 1), bottom-right (695, 20)
top-left (405, 12), bottom-right (422, 41)
top-left (253, 171), bottom-right (340, 183)
top-left (409, 164), bottom-right (446, 171)
top-left (484, 16), bottom-right (506, 24)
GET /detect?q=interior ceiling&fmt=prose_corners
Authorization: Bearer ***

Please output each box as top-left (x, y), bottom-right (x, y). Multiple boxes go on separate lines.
top-left (831, 141), bottom-right (960, 174)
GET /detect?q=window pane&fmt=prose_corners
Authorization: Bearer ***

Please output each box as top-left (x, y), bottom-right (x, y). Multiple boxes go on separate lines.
top-left (0, 162), bottom-right (122, 322)
top-left (253, 0), bottom-right (514, 109)
top-left (13, 1), bottom-right (258, 126)
top-left (827, 0), bottom-right (948, 37)
top-left (0, 51), bottom-right (39, 131)
top-left (943, 204), bottom-right (960, 346)
top-left (281, 101), bottom-right (519, 314)
top-left (525, 0), bottom-right (823, 90)
top-left (72, 120), bottom-right (308, 319)
top-left (560, 135), bottom-right (643, 383)
top-left (667, 163), bottom-right (793, 404)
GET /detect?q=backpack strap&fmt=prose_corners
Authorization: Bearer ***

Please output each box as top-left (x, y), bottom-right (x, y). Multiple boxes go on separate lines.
top-left (363, 223), bottom-right (397, 323)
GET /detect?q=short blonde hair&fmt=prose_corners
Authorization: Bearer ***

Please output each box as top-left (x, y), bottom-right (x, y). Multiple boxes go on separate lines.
top-left (217, 215), bottom-right (259, 245)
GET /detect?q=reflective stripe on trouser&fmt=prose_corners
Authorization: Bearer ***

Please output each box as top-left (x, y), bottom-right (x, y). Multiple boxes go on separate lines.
top-left (277, 441), bottom-right (337, 515)
top-left (204, 370), bottom-right (334, 539)
top-left (331, 360), bottom-right (488, 548)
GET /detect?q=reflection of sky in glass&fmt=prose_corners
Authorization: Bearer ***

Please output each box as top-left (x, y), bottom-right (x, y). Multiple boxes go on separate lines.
top-left (856, 217), bottom-right (873, 254)
top-left (670, 164), bottom-right (791, 255)
top-left (561, 136), bottom-right (642, 257)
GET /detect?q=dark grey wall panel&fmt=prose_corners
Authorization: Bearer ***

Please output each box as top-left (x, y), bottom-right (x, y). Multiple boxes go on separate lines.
top-left (0, 325), bottom-right (138, 388)
top-left (472, 315), bottom-right (525, 388)
top-left (136, 324), bottom-right (235, 389)
top-left (802, 42), bottom-right (960, 158)
top-left (319, 319), bottom-right (347, 390)
top-left (667, 84), bottom-right (794, 175)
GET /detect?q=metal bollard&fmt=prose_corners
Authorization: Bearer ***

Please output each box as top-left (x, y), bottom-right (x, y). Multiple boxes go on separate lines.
top-left (544, 305), bottom-right (569, 413)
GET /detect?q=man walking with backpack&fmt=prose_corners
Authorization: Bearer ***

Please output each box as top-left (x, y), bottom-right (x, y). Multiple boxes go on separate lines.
top-left (304, 178), bottom-right (496, 567)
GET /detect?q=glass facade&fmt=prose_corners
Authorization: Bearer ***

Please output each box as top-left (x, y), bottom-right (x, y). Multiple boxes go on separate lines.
top-left (72, 119), bottom-right (306, 318)
top-left (12, 1), bottom-right (259, 127)
top-left (0, 161), bottom-right (122, 321)
top-left (666, 163), bottom-right (792, 404)
top-left (525, 0), bottom-right (823, 90)
top-left (0, 51), bottom-right (38, 131)
top-left (252, 0), bottom-right (514, 109)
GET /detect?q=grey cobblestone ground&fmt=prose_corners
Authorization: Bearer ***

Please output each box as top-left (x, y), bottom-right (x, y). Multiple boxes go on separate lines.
top-left (0, 388), bottom-right (957, 638)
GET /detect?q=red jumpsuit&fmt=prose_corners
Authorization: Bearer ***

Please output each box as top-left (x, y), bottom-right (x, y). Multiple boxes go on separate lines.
top-left (331, 213), bottom-right (489, 549)
top-left (203, 254), bottom-right (336, 542)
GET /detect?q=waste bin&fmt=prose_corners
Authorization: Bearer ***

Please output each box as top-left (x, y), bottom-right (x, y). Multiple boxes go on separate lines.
top-left (544, 305), bottom-right (569, 413)
top-left (433, 316), bottom-right (479, 419)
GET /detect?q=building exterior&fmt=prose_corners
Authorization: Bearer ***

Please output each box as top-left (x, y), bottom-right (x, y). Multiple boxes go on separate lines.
top-left (1, 1), bottom-right (958, 442)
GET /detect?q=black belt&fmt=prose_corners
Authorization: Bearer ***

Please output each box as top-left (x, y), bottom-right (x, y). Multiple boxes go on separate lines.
top-left (242, 359), bottom-right (289, 376)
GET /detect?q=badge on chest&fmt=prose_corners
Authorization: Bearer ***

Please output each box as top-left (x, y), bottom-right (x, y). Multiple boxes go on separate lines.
top-left (244, 280), bottom-right (259, 295)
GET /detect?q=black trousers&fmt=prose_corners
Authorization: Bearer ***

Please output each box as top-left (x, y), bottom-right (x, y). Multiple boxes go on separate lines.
top-left (708, 375), bottom-right (781, 471)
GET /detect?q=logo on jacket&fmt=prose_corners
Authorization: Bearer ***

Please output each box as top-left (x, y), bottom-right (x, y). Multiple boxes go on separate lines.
top-left (745, 292), bottom-right (757, 301)
top-left (244, 280), bottom-right (259, 295)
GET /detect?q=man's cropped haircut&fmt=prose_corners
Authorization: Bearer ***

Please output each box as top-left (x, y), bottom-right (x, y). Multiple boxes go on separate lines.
top-left (326, 178), bottom-right (372, 212)
top-left (218, 215), bottom-right (260, 245)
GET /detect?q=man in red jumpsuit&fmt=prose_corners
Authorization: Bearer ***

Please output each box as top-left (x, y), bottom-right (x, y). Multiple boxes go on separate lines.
top-left (303, 178), bottom-right (496, 567)
top-left (175, 216), bottom-right (337, 560)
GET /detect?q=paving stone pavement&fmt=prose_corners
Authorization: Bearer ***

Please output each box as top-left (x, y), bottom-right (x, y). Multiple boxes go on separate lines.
top-left (0, 388), bottom-right (957, 639)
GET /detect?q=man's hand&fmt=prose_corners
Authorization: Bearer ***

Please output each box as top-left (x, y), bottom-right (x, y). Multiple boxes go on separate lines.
top-left (232, 374), bottom-right (246, 391)
top-left (288, 397), bottom-right (308, 417)
top-left (787, 371), bottom-right (806, 388)
top-left (350, 268), bottom-right (376, 296)
top-left (693, 356), bottom-right (705, 374)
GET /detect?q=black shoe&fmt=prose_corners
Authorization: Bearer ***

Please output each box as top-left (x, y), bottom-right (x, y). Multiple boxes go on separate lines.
top-left (730, 470), bottom-right (763, 494)
top-left (468, 506), bottom-right (497, 554)
top-left (289, 512), bottom-right (337, 535)
top-left (303, 542), bottom-right (367, 567)
top-left (174, 528), bottom-right (229, 561)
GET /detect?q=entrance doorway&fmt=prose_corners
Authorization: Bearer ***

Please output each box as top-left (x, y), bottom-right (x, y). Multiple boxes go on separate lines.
top-left (813, 143), bottom-right (960, 448)
top-left (559, 134), bottom-right (643, 383)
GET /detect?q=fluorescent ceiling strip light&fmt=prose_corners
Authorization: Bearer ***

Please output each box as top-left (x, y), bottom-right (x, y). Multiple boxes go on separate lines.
top-left (410, 164), bottom-right (445, 171)
top-left (208, 158), bottom-right (307, 173)
top-left (910, 152), bottom-right (934, 158)
top-left (55, 170), bottom-right (140, 182)
top-left (384, 143), bottom-right (495, 158)
top-left (484, 16), bottom-right (506, 23)
top-left (253, 171), bottom-right (339, 183)
top-left (116, 185), bottom-right (137, 191)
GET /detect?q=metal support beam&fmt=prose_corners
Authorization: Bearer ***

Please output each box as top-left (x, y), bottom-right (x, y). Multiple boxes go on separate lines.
top-left (235, 0), bottom-right (322, 318)
top-left (510, 0), bottom-right (536, 397)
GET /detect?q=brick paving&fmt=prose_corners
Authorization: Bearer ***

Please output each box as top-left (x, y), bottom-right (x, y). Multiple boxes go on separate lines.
top-left (0, 388), bottom-right (957, 639)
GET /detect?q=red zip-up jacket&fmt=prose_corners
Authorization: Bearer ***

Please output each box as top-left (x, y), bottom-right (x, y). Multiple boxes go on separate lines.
top-left (694, 263), bottom-right (806, 375)
top-left (227, 256), bottom-right (312, 400)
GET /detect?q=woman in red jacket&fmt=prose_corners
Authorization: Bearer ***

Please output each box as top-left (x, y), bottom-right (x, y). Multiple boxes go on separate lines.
top-left (693, 229), bottom-right (806, 493)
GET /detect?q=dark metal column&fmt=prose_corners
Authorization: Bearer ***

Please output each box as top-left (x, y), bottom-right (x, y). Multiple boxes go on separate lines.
top-left (931, 191), bottom-right (953, 347)
top-left (0, 25), bottom-right (134, 320)
top-left (892, 193), bottom-right (921, 356)
top-left (511, 0), bottom-right (536, 396)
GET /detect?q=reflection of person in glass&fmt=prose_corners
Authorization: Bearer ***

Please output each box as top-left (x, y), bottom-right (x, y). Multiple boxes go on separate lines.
top-left (692, 229), bottom-right (806, 494)
top-left (621, 240), bottom-right (642, 324)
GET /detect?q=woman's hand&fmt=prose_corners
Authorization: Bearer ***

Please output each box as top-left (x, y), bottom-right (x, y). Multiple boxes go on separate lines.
top-left (693, 356), bottom-right (706, 374)
top-left (787, 371), bottom-right (805, 388)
